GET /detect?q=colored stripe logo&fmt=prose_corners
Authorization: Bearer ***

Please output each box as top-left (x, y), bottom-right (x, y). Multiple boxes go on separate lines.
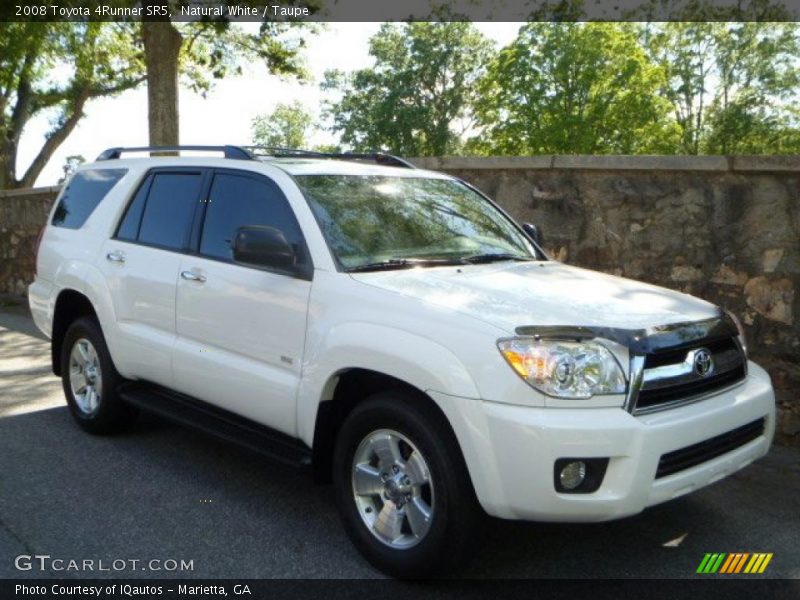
top-left (696, 553), bottom-right (773, 574)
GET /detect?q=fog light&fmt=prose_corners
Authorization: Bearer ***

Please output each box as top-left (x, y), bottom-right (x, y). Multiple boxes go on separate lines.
top-left (559, 461), bottom-right (586, 490)
top-left (554, 457), bottom-right (608, 493)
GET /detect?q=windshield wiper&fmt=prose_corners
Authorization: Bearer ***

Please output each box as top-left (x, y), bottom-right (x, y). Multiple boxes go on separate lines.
top-left (461, 253), bottom-right (533, 264)
top-left (346, 257), bottom-right (466, 273)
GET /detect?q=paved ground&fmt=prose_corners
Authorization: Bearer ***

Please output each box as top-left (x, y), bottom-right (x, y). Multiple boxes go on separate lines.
top-left (0, 302), bottom-right (798, 579)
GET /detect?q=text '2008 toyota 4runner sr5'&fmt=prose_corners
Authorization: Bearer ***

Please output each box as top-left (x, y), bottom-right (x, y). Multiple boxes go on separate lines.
top-left (29, 145), bottom-right (775, 578)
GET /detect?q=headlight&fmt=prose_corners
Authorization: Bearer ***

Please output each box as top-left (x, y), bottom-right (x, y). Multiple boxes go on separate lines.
top-left (497, 338), bottom-right (626, 399)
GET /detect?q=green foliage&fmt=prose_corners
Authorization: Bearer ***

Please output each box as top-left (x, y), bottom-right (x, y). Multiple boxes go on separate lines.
top-left (310, 143), bottom-right (343, 153)
top-left (322, 18), bottom-right (799, 157)
top-left (633, 0), bottom-right (794, 21)
top-left (178, 21), bottom-right (317, 97)
top-left (251, 101), bottom-right (315, 148)
top-left (0, 18), bottom-right (318, 188)
top-left (472, 23), bottom-right (680, 155)
top-left (645, 22), bottom-right (800, 154)
top-left (0, 22), bottom-right (145, 188)
top-left (323, 22), bottom-right (494, 156)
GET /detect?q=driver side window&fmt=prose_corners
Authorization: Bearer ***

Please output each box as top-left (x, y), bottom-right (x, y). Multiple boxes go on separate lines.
top-left (199, 172), bottom-right (309, 268)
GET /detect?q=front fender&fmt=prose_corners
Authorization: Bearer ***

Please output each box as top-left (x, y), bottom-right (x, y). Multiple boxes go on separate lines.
top-left (296, 322), bottom-right (481, 445)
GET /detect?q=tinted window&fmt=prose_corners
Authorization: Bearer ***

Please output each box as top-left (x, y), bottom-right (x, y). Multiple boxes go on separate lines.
top-left (52, 169), bottom-right (127, 229)
top-left (200, 173), bottom-right (307, 265)
top-left (115, 176), bottom-right (150, 241)
top-left (137, 173), bottom-right (202, 250)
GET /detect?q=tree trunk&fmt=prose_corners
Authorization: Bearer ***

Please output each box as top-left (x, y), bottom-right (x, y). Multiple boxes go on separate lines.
top-left (18, 89), bottom-right (90, 188)
top-left (142, 19), bottom-right (183, 147)
top-left (0, 151), bottom-right (13, 189)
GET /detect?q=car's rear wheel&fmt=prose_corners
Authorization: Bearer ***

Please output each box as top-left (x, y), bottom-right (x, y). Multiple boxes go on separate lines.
top-left (61, 317), bottom-right (136, 434)
top-left (333, 390), bottom-right (481, 578)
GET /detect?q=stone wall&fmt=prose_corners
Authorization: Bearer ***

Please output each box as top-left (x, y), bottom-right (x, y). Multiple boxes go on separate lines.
top-left (1, 156), bottom-right (798, 444)
top-left (412, 156), bottom-right (800, 445)
top-left (0, 186), bottom-right (59, 297)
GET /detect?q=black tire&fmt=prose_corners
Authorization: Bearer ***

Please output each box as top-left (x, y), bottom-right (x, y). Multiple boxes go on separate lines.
top-left (333, 390), bottom-right (482, 578)
top-left (60, 316), bottom-right (137, 434)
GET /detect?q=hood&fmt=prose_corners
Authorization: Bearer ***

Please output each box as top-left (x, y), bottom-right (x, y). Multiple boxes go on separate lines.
top-left (350, 261), bottom-right (720, 334)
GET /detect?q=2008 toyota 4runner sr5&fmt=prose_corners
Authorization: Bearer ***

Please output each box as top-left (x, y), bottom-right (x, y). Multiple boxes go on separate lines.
top-left (29, 145), bottom-right (775, 578)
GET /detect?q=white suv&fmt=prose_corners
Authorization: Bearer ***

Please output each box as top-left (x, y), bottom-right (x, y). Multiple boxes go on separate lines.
top-left (29, 145), bottom-right (775, 577)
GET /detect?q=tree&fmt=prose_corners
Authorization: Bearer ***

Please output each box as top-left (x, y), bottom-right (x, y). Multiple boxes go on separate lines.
top-left (0, 22), bottom-right (145, 189)
top-left (141, 14), bottom-right (181, 147)
top-left (58, 155), bottom-right (86, 184)
top-left (473, 23), bottom-right (679, 155)
top-left (323, 22), bottom-right (494, 156)
top-left (251, 101), bottom-right (314, 148)
top-left (1, 15), bottom-right (318, 189)
top-left (645, 22), bottom-right (800, 154)
top-left (140, 1), bottom-right (319, 146)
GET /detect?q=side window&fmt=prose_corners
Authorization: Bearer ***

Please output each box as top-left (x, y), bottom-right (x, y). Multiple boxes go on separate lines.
top-left (137, 172), bottom-right (202, 250)
top-left (199, 172), bottom-right (308, 265)
top-left (52, 169), bottom-right (127, 229)
top-left (115, 175), bottom-right (151, 241)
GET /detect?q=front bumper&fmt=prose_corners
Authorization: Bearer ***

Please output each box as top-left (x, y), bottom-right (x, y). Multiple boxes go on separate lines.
top-left (432, 361), bottom-right (775, 521)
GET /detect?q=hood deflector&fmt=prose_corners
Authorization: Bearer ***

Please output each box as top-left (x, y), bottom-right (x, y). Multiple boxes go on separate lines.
top-left (515, 311), bottom-right (738, 355)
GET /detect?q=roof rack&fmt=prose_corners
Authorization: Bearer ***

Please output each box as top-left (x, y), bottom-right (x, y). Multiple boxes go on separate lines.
top-left (95, 145), bottom-right (416, 169)
top-left (96, 145), bottom-right (253, 161)
top-left (245, 146), bottom-right (416, 169)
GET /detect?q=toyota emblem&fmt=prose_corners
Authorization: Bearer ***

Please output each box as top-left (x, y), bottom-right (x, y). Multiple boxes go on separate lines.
top-left (693, 348), bottom-right (714, 377)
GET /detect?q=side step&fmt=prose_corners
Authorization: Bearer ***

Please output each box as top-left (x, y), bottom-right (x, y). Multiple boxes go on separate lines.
top-left (118, 383), bottom-right (312, 469)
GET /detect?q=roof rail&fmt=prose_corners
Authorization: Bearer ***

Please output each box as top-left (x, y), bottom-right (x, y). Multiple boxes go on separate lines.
top-left (95, 145), bottom-right (416, 169)
top-left (337, 152), bottom-right (416, 169)
top-left (96, 145), bottom-right (253, 161)
top-left (246, 146), bottom-right (416, 169)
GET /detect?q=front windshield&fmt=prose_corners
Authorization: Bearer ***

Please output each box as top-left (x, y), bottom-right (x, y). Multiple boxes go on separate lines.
top-left (295, 175), bottom-right (541, 270)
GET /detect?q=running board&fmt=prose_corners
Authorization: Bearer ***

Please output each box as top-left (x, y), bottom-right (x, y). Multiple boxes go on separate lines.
top-left (118, 383), bottom-right (312, 469)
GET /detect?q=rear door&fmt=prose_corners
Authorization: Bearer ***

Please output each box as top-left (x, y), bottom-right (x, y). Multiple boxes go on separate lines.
top-left (99, 169), bottom-right (206, 386)
top-left (172, 169), bottom-right (313, 436)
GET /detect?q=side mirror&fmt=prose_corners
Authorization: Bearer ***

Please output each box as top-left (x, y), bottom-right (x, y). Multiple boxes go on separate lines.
top-left (522, 222), bottom-right (543, 246)
top-left (232, 226), bottom-right (297, 272)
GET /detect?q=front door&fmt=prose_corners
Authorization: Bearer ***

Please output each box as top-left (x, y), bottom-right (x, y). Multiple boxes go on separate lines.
top-left (172, 169), bottom-right (313, 436)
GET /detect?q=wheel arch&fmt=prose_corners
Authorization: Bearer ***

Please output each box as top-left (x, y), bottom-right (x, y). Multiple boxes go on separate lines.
top-left (310, 368), bottom-right (470, 489)
top-left (51, 289), bottom-right (98, 376)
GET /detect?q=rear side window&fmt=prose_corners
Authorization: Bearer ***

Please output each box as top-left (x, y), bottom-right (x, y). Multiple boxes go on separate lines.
top-left (51, 169), bottom-right (127, 229)
top-left (115, 176), bottom-right (151, 241)
top-left (133, 172), bottom-right (202, 251)
top-left (199, 172), bottom-right (308, 265)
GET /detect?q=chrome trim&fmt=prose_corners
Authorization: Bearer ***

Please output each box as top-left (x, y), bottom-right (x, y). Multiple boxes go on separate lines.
top-left (734, 337), bottom-right (749, 376)
top-left (641, 346), bottom-right (743, 391)
top-left (643, 351), bottom-right (701, 382)
top-left (624, 355), bottom-right (646, 413)
top-left (627, 336), bottom-right (747, 416)
top-left (180, 270), bottom-right (207, 283)
top-left (633, 378), bottom-right (748, 416)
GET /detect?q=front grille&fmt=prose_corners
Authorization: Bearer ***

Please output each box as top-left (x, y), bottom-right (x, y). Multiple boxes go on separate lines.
top-left (636, 365), bottom-right (746, 409)
top-left (633, 336), bottom-right (746, 413)
top-left (655, 418), bottom-right (765, 478)
top-left (644, 338), bottom-right (738, 369)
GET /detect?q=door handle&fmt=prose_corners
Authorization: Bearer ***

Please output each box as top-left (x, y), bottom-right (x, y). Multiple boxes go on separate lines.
top-left (181, 270), bottom-right (206, 283)
top-left (106, 251), bottom-right (125, 263)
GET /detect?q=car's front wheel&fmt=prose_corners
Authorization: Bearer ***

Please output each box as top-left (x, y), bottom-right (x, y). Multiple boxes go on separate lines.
top-left (61, 316), bottom-right (136, 434)
top-left (333, 390), bottom-right (481, 578)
